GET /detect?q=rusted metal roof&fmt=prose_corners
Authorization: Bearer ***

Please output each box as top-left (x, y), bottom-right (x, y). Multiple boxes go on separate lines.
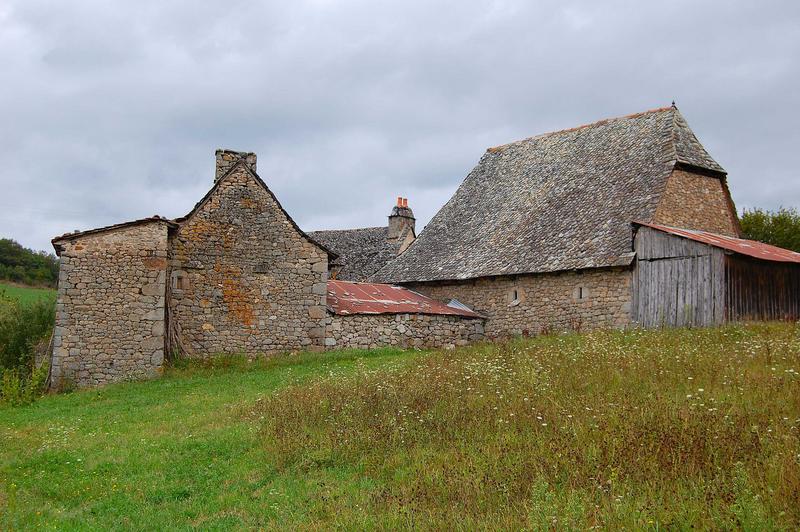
top-left (636, 222), bottom-right (800, 264)
top-left (327, 280), bottom-right (483, 318)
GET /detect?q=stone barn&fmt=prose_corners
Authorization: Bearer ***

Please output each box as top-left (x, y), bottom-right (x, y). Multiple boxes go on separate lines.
top-left (51, 105), bottom-right (800, 388)
top-left (372, 105), bottom-right (800, 337)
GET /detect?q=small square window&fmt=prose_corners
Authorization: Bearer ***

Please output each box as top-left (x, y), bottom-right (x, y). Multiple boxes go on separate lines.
top-left (171, 270), bottom-right (188, 291)
top-left (573, 286), bottom-right (590, 301)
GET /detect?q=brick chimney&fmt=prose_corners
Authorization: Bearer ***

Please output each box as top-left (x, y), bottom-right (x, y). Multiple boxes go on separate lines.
top-left (388, 197), bottom-right (415, 244)
top-left (215, 149), bottom-right (257, 182)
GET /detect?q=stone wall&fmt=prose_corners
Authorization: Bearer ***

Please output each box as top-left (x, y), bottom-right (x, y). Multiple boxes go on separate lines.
top-left (169, 164), bottom-right (328, 356)
top-left (52, 222), bottom-right (170, 388)
top-left (653, 169), bottom-right (740, 237)
top-left (405, 268), bottom-right (632, 338)
top-left (327, 313), bottom-right (485, 349)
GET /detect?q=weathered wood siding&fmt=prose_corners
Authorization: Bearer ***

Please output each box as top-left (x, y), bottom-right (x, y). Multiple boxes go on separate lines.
top-left (633, 227), bottom-right (725, 327)
top-left (725, 256), bottom-right (800, 321)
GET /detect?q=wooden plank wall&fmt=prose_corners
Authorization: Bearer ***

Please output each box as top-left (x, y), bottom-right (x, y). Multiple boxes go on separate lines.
top-left (726, 256), bottom-right (800, 321)
top-left (633, 227), bottom-right (725, 327)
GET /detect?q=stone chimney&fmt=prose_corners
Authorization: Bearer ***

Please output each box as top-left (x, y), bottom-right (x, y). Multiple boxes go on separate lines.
top-left (215, 149), bottom-right (257, 182)
top-left (388, 197), bottom-right (415, 244)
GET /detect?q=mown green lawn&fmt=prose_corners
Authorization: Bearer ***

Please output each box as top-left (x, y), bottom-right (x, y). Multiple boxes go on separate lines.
top-left (0, 283), bottom-right (56, 306)
top-left (1, 325), bottom-right (799, 530)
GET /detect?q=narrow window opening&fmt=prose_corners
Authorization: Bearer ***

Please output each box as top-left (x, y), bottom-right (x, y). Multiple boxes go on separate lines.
top-left (172, 270), bottom-right (188, 291)
top-left (574, 286), bottom-right (590, 301)
top-left (508, 287), bottom-right (523, 306)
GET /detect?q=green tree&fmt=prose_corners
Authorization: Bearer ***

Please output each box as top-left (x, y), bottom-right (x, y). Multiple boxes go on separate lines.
top-left (0, 238), bottom-right (59, 287)
top-left (740, 207), bottom-right (800, 252)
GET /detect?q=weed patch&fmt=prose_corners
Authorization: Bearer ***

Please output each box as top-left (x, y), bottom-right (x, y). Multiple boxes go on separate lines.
top-left (258, 324), bottom-right (800, 528)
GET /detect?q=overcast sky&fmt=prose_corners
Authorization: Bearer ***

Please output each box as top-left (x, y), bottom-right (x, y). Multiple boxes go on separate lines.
top-left (1, 1), bottom-right (798, 253)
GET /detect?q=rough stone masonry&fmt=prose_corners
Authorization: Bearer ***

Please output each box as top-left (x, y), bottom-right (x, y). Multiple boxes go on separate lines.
top-left (51, 150), bottom-right (483, 388)
top-left (52, 220), bottom-right (173, 387)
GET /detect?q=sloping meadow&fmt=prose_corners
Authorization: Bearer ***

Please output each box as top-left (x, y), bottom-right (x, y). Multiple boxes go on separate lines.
top-left (255, 324), bottom-right (800, 529)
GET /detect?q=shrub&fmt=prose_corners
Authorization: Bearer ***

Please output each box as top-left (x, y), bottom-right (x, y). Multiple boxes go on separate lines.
top-left (0, 293), bottom-right (55, 405)
top-left (0, 362), bottom-right (50, 406)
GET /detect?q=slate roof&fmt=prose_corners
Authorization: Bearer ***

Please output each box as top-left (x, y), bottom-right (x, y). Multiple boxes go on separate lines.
top-left (373, 106), bottom-right (725, 283)
top-left (308, 227), bottom-right (398, 282)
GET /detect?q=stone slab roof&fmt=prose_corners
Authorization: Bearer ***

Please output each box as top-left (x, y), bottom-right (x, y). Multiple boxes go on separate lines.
top-left (309, 227), bottom-right (397, 282)
top-left (373, 106), bottom-right (725, 283)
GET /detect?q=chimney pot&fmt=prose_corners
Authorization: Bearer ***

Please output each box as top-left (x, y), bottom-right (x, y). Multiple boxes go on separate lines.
top-left (388, 196), bottom-right (416, 244)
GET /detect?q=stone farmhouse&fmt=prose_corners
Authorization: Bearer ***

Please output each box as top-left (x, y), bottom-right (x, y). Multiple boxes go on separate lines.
top-left (51, 105), bottom-right (800, 388)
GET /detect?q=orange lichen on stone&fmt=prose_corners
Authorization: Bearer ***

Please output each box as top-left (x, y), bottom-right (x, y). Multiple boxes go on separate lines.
top-left (217, 265), bottom-right (255, 327)
top-left (184, 219), bottom-right (218, 243)
top-left (143, 257), bottom-right (167, 269)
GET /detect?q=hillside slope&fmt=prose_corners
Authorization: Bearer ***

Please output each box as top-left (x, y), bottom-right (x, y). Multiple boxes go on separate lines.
top-left (0, 239), bottom-right (58, 288)
top-left (1, 325), bottom-right (799, 529)
top-left (0, 282), bottom-right (56, 305)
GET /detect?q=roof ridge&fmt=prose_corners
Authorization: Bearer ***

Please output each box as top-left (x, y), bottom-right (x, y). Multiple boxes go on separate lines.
top-left (486, 105), bottom-right (674, 153)
top-left (669, 105), bottom-right (680, 161)
top-left (174, 158), bottom-right (338, 259)
top-left (309, 226), bottom-right (386, 234)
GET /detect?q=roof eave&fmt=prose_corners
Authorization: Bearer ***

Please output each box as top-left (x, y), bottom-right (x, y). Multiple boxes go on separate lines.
top-left (51, 217), bottom-right (178, 256)
top-left (673, 160), bottom-right (727, 178)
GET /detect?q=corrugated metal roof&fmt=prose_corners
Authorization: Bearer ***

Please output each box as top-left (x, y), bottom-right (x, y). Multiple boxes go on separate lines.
top-left (327, 280), bottom-right (482, 318)
top-left (637, 222), bottom-right (800, 264)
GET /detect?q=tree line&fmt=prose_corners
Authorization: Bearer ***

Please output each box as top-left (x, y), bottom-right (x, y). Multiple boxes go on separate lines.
top-left (0, 238), bottom-right (59, 288)
top-left (740, 207), bottom-right (800, 253)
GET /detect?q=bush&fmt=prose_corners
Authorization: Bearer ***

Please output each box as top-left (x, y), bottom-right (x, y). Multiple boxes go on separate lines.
top-left (0, 362), bottom-right (50, 406)
top-left (0, 293), bottom-right (55, 405)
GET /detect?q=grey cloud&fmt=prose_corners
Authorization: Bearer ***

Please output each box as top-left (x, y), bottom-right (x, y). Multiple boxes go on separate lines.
top-left (0, 0), bottom-right (798, 252)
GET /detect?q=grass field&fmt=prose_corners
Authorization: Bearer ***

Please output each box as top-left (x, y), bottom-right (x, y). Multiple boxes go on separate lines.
top-left (1, 324), bottom-right (799, 529)
top-left (0, 282), bottom-right (56, 305)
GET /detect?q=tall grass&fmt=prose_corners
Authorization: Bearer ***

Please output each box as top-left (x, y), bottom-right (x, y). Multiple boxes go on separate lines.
top-left (257, 324), bottom-right (800, 529)
top-left (0, 293), bottom-right (54, 405)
